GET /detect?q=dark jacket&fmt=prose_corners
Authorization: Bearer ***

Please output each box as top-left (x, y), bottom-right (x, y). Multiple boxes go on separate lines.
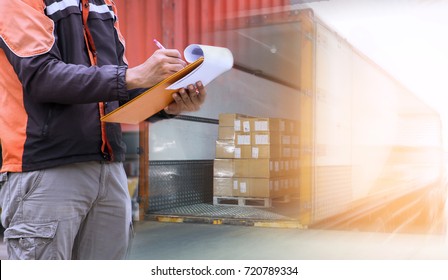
top-left (0, 0), bottom-right (160, 172)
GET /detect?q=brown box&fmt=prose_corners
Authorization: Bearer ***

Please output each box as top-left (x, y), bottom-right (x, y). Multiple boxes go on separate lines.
top-left (216, 143), bottom-right (252, 159)
top-left (215, 140), bottom-right (235, 159)
top-left (233, 159), bottom-right (248, 177)
top-left (234, 178), bottom-right (249, 197)
top-left (234, 159), bottom-right (278, 178)
top-left (291, 135), bottom-right (300, 145)
top-left (271, 178), bottom-right (281, 195)
top-left (284, 160), bottom-right (300, 176)
top-left (220, 177), bottom-right (299, 198)
top-left (233, 178), bottom-right (273, 198)
top-left (251, 117), bottom-right (281, 132)
top-left (291, 146), bottom-right (300, 159)
top-left (251, 131), bottom-right (281, 145)
top-left (240, 118), bottom-right (252, 133)
top-left (214, 159), bottom-right (282, 178)
top-left (213, 177), bottom-right (233, 196)
top-left (280, 134), bottom-right (291, 145)
top-left (271, 159), bottom-right (285, 177)
top-left (291, 159), bottom-right (300, 172)
top-left (232, 178), bottom-right (250, 197)
top-left (250, 178), bottom-right (272, 198)
top-left (285, 119), bottom-right (300, 134)
top-left (218, 113), bottom-right (253, 131)
top-left (236, 145), bottom-right (252, 159)
top-left (281, 146), bottom-right (292, 158)
top-left (251, 145), bottom-right (281, 159)
top-left (213, 159), bottom-right (234, 177)
top-left (218, 126), bottom-right (236, 140)
top-left (235, 132), bottom-right (251, 145)
top-left (230, 179), bottom-right (239, 196)
top-left (219, 113), bottom-right (244, 127)
top-left (253, 159), bottom-right (280, 178)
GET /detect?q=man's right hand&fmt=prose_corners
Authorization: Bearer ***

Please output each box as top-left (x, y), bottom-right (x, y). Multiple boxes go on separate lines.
top-left (126, 49), bottom-right (186, 90)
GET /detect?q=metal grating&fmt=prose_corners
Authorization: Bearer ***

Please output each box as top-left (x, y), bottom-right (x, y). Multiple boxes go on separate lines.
top-left (148, 160), bottom-right (214, 212)
top-left (146, 160), bottom-right (301, 222)
top-left (149, 203), bottom-right (294, 221)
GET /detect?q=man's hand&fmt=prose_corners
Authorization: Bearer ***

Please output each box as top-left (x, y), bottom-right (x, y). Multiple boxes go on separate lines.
top-left (126, 49), bottom-right (186, 90)
top-left (164, 81), bottom-right (206, 115)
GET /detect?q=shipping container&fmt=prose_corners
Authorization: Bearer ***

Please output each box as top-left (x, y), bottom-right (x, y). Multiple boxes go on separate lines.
top-left (115, 1), bottom-right (446, 233)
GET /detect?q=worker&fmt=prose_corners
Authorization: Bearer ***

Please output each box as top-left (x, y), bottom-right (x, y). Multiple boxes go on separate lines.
top-left (0, 0), bottom-right (206, 259)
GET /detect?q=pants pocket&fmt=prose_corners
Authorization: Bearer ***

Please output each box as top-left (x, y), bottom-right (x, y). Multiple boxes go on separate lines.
top-left (4, 220), bottom-right (58, 260)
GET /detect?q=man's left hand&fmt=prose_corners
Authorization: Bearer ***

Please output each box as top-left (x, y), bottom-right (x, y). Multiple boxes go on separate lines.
top-left (164, 81), bottom-right (206, 115)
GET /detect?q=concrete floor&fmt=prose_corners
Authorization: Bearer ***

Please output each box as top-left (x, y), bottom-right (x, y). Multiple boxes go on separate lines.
top-left (1, 220), bottom-right (448, 260)
top-left (128, 221), bottom-right (448, 260)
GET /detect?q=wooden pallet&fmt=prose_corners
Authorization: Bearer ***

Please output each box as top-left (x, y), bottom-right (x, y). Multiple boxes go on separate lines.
top-left (271, 194), bottom-right (291, 204)
top-left (269, 193), bottom-right (299, 203)
top-left (213, 196), bottom-right (272, 208)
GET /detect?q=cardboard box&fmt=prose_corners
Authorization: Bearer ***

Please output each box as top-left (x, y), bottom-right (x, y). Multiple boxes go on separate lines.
top-left (213, 159), bottom-right (234, 177)
top-left (280, 134), bottom-right (291, 145)
top-left (235, 132), bottom-right (251, 145)
top-left (218, 113), bottom-right (252, 129)
top-left (286, 119), bottom-right (300, 134)
top-left (251, 117), bottom-right (281, 132)
top-left (292, 146), bottom-right (300, 158)
top-left (218, 126), bottom-right (236, 140)
top-left (216, 141), bottom-right (252, 159)
top-left (213, 177), bottom-right (233, 196)
top-left (251, 131), bottom-right (281, 145)
top-left (291, 135), bottom-right (300, 145)
top-left (214, 158), bottom-right (282, 178)
top-left (251, 145), bottom-right (281, 159)
top-left (250, 178), bottom-right (272, 198)
top-left (219, 113), bottom-right (242, 127)
top-left (215, 176), bottom-right (300, 198)
top-left (236, 145), bottom-right (252, 159)
top-left (232, 177), bottom-right (273, 198)
top-left (233, 159), bottom-right (247, 177)
top-left (215, 140), bottom-right (235, 158)
top-left (240, 118), bottom-right (252, 133)
top-left (283, 160), bottom-right (300, 176)
top-left (215, 178), bottom-right (245, 196)
top-left (234, 158), bottom-right (278, 178)
top-left (281, 146), bottom-right (292, 158)
top-left (234, 178), bottom-right (248, 196)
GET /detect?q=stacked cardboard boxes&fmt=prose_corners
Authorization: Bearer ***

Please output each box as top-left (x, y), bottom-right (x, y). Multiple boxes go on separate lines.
top-left (213, 113), bottom-right (300, 206)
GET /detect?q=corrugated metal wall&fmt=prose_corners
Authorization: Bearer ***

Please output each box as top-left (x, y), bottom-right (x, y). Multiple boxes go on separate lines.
top-left (114, 0), bottom-right (289, 67)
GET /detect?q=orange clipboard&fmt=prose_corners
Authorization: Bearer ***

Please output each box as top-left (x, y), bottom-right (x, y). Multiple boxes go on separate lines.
top-left (101, 57), bottom-right (204, 124)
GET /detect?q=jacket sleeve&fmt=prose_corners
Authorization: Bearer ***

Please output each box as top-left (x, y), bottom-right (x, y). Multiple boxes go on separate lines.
top-left (1, 42), bottom-right (129, 105)
top-left (0, 0), bottom-right (129, 105)
top-left (23, 52), bottom-right (127, 104)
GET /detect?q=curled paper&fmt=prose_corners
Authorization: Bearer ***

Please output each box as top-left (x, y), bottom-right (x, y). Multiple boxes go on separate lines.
top-left (167, 44), bottom-right (234, 90)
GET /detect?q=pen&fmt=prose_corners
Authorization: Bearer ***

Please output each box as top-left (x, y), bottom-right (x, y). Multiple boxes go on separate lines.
top-left (153, 38), bottom-right (166, 49)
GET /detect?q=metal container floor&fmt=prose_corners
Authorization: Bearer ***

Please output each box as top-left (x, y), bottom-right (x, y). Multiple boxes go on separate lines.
top-left (146, 200), bottom-right (303, 227)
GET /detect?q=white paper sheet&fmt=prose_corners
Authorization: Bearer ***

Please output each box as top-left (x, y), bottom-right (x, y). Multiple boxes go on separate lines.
top-left (166, 44), bottom-right (234, 90)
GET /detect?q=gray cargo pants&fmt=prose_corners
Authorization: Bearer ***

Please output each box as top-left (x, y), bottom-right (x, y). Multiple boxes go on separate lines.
top-left (0, 161), bottom-right (133, 260)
